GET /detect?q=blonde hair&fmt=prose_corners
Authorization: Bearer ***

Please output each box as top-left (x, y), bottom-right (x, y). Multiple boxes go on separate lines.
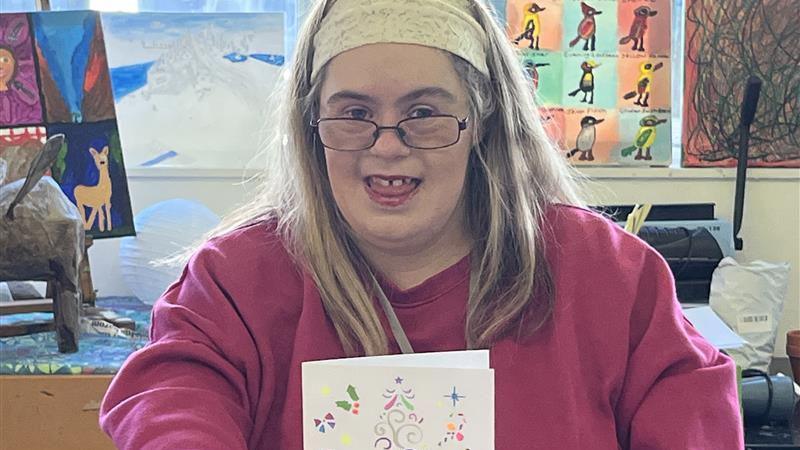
top-left (211, 0), bottom-right (584, 356)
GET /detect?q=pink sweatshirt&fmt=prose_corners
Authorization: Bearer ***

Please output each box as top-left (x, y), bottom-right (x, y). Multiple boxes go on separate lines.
top-left (100, 205), bottom-right (743, 449)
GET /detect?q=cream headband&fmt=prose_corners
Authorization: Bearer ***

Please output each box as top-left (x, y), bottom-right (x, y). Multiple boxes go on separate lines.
top-left (311, 0), bottom-right (489, 80)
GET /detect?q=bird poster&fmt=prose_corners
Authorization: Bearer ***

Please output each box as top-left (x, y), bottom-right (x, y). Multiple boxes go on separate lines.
top-left (682, 0), bottom-right (799, 168)
top-left (100, 12), bottom-right (285, 169)
top-left (0, 11), bottom-right (135, 239)
top-left (501, 0), bottom-right (672, 165)
top-left (302, 350), bottom-right (495, 450)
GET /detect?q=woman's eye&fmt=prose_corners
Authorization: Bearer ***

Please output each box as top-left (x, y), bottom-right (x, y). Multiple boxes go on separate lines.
top-left (345, 108), bottom-right (369, 120)
top-left (409, 107), bottom-right (435, 118)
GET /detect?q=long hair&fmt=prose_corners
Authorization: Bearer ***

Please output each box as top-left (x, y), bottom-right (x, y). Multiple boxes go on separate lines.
top-left (208, 0), bottom-right (585, 356)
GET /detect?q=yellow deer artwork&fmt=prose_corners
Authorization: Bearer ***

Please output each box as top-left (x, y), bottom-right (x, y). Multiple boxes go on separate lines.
top-left (74, 144), bottom-right (113, 232)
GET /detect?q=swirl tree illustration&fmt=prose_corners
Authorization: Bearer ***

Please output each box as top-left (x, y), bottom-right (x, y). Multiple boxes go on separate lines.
top-left (373, 377), bottom-right (424, 449)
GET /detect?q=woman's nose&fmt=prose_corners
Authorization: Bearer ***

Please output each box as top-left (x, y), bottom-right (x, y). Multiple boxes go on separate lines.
top-left (369, 126), bottom-right (411, 159)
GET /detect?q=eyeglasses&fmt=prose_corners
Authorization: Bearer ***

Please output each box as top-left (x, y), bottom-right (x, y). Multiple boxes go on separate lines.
top-left (310, 115), bottom-right (469, 151)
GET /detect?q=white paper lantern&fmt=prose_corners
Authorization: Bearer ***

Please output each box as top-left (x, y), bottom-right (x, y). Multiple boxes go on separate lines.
top-left (119, 199), bottom-right (220, 304)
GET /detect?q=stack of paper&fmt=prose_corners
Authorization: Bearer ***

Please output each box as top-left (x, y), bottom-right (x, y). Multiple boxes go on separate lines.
top-left (302, 350), bottom-right (494, 449)
top-left (682, 305), bottom-right (747, 349)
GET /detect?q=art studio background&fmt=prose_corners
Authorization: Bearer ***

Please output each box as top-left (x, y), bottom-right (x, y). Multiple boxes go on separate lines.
top-left (0, 0), bottom-right (798, 448)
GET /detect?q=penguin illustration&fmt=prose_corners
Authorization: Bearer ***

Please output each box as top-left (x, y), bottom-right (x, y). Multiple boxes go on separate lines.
top-left (622, 61), bottom-right (664, 107)
top-left (619, 6), bottom-right (658, 52)
top-left (566, 115), bottom-right (604, 161)
top-left (513, 3), bottom-right (546, 50)
top-left (524, 60), bottom-right (550, 90)
top-left (567, 60), bottom-right (600, 104)
top-left (568, 2), bottom-right (602, 52)
top-left (620, 115), bottom-right (667, 161)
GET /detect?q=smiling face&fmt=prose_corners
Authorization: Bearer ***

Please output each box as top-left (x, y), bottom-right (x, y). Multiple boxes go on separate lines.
top-left (317, 43), bottom-right (474, 257)
top-left (0, 47), bottom-right (16, 91)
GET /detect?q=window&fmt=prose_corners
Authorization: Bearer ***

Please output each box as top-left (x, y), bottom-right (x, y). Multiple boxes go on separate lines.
top-left (1, 0), bottom-right (37, 11)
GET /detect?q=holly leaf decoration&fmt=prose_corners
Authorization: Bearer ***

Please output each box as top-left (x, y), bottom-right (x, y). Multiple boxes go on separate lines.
top-left (347, 385), bottom-right (360, 401)
top-left (335, 400), bottom-right (352, 411)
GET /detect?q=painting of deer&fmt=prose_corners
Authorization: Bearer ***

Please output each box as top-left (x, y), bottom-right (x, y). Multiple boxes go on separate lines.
top-left (46, 120), bottom-right (135, 239)
top-left (74, 143), bottom-right (113, 232)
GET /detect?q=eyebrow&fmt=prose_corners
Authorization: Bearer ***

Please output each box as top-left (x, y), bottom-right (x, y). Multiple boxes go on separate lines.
top-left (325, 90), bottom-right (374, 106)
top-left (396, 87), bottom-right (458, 105)
top-left (324, 86), bottom-right (458, 107)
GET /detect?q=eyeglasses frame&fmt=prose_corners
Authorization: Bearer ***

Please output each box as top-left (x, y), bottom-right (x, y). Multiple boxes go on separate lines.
top-left (310, 114), bottom-right (469, 151)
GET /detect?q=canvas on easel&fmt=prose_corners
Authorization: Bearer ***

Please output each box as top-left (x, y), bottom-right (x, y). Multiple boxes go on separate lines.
top-left (29, 10), bottom-right (135, 238)
top-left (0, 10), bottom-right (135, 240)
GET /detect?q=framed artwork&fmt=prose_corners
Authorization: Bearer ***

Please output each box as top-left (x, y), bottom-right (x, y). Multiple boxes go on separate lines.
top-left (682, 0), bottom-right (799, 167)
top-left (501, 0), bottom-right (672, 166)
top-left (101, 12), bottom-right (285, 169)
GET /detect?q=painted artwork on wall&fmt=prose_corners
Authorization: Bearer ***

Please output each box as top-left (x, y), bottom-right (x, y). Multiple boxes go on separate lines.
top-left (0, 14), bottom-right (44, 127)
top-left (100, 12), bottom-right (285, 169)
top-left (502, 0), bottom-right (672, 166)
top-left (682, 0), bottom-right (799, 167)
top-left (0, 10), bottom-right (135, 239)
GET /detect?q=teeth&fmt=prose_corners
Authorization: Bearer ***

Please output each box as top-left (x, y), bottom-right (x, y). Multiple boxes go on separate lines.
top-left (370, 177), bottom-right (417, 187)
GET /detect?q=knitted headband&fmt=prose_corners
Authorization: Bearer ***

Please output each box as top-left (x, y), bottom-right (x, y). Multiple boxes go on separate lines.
top-left (311, 0), bottom-right (489, 80)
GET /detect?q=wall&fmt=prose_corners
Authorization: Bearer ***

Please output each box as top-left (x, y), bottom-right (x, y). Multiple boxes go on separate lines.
top-left (88, 167), bottom-right (800, 356)
top-left (580, 167), bottom-right (799, 358)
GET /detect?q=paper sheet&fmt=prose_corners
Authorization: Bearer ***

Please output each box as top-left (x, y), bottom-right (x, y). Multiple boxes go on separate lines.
top-left (683, 305), bottom-right (747, 349)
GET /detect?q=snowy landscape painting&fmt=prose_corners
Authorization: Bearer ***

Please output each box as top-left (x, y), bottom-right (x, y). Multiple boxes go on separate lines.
top-left (100, 12), bottom-right (285, 169)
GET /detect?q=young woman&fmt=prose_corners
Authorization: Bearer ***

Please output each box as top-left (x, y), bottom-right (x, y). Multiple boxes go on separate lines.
top-left (100, 0), bottom-right (743, 448)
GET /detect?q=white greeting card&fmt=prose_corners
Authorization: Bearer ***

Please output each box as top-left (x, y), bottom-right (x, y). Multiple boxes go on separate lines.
top-left (302, 350), bottom-right (495, 449)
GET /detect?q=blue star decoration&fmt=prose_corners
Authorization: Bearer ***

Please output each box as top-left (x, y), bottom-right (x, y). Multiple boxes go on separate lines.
top-left (445, 386), bottom-right (465, 407)
top-left (394, 377), bottom-right (404, 385)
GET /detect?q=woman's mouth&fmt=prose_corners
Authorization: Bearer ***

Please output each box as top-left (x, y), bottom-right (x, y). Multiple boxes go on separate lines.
top-left (364, 175), bottom-right (422, 208)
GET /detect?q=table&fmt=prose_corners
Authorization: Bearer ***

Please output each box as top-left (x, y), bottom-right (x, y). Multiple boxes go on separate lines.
top-left (0, 297), bottom-right (150, 450)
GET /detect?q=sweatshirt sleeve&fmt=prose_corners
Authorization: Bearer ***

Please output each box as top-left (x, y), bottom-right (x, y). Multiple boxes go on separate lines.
top-left (100, 244), bottom-right (264, 449)
top-left (614, 247), bottom-right (744, 449)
